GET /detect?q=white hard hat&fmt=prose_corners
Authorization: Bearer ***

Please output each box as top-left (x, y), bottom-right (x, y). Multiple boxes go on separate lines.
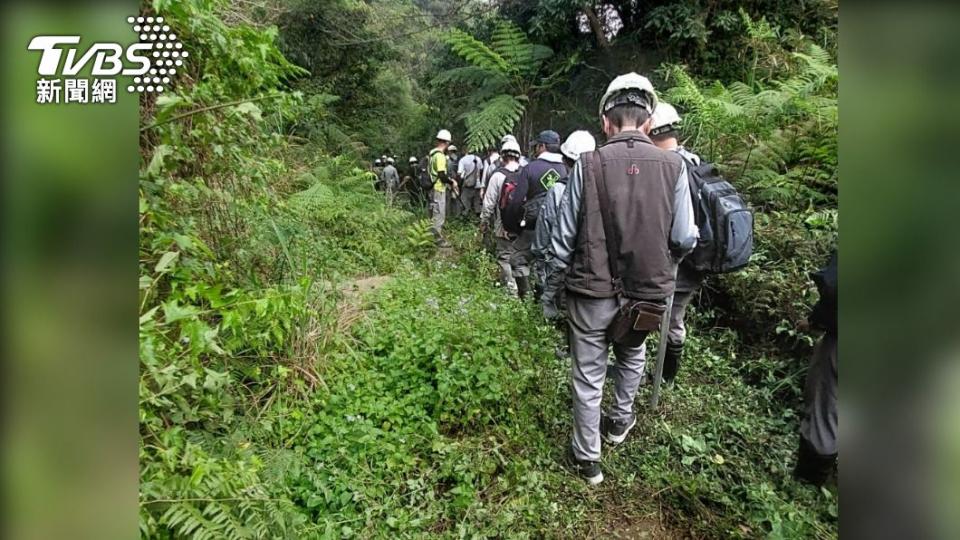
top-left (500, 134), bottom-right (517, 145)
top-left (448, 145), bottom-right (458, 152)
top-left (599, 72), bottom-right (658, 119)
top-left (436, 129), bottom-right (452, 142)
top-left (409, 156), bottom-right (418, 163)
top-left (650, 102), bottom-right (682, 135)
top-left (560, 130), bottom-right (597, 162)
top-left (386, 157), bottom-right (395, 164)
top-left (500, 139), bottom-right (521, 156)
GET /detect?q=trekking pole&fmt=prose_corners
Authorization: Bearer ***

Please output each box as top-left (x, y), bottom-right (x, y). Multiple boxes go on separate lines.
top-left (453, 184), bottom-right (467, 214)
top-left (649, 271), bottom-right (678, 410)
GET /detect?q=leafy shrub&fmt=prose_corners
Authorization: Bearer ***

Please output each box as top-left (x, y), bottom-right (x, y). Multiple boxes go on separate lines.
top-left (661, 42), bottom-right (837, 346)
top-left (139, 1), bottom-right (838, 538)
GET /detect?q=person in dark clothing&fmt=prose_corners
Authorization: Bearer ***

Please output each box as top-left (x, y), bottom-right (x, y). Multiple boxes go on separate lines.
top-left (648, 102), bottom-right (706, 386)
top-left (515, 130), bottom-right (567, 299)
top-left (795, 250), bottom-right (838, 486)
top-left (547, 73), bottom-right (697, 485)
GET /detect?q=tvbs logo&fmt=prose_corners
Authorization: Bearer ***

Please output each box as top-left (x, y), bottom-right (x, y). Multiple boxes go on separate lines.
top-left (28, 15), bottom-right (188, 104)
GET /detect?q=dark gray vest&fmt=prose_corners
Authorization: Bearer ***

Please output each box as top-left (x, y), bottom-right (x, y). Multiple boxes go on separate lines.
top-left (565, 131), bottom-right (683, 300)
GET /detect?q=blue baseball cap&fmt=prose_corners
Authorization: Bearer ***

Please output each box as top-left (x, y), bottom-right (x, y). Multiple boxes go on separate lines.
top-left (530, 130), bottom-right (561, 146)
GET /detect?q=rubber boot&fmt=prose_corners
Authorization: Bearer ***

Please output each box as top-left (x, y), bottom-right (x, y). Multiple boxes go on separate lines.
top-left (662, 342), bottom-right (683, 384)
top-left (794, 437), bottom-right (836, 487)
top-left (516, 275), bottom-right (530, 300)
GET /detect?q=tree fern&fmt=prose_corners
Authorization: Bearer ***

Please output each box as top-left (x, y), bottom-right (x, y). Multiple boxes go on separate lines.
top-left (490, 21), bottom-right (552, 76)
top-left (463, 94), bottom-right (526, 151)
top-left (432, 65), bottom-right (507, 89)
top-left (439, 20), bottom-right (560, 149)
top-left (445, 28), bottom-right (510, 76)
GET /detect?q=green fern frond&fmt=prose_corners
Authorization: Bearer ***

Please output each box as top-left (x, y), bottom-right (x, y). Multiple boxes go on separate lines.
top-left (809, 44), bottom-right (832, 64)
top-left (432, 65), bottom-right (508, 90)
top-left (445, 29), bottom-right (510, 76)
top-left (464, 94), bottom-right (526, 152)
top-left (489, 21), bottom-right (553, 76)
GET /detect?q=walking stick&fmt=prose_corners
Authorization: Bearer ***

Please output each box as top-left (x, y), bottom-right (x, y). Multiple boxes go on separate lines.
top-left (452, 183), bottom-right (468, 215)
top-left (649, 267), bottom-right (679, 410)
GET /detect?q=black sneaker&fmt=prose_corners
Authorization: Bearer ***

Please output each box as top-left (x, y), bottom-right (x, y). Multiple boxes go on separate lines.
top-left (566, 452), bottom-right (604, 485)
top-left (601, 414), bottom-right (637, 445)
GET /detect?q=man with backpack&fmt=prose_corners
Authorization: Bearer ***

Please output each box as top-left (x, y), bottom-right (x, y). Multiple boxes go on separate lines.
top-left (534, 130), bottom-right (596, 320)
top-left (648, 102), bottom-right (707, 385)
top-left (457, 149), bottom-right (484, 217)
top-left (428, 129), bottom-right (457, 247)
top-left (495, 130), bottom-right (567, 298)
top-left (479, 146), bottom-right (499, 197)
top-left (520, 129), bottom-right (568, 231)
top-left (479, 138), bottom-right (526, 297)
top-left (406, 156), bottom-right (422, 209)
top-left (547, 73), bottom-right (698, 485)
top-left (649, 102), bottom-right (755, 385)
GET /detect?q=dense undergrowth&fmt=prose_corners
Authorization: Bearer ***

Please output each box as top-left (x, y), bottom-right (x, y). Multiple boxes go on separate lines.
top-left (140, 0), bottom-right (837, 538)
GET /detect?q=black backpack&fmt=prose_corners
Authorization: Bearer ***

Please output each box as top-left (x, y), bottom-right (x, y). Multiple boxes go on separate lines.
top-left (418, 155), bottom-right (433, 189)
top-left (496, 167), bottom-right (526, 235)
top-left (682, 157), bottom-right (754, 273)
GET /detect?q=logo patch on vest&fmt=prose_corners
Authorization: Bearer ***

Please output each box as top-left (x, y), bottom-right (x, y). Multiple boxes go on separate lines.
top-left (627, 164), bottom-right (640, 175)
top-left (539, 169), bottom-right (562, 190)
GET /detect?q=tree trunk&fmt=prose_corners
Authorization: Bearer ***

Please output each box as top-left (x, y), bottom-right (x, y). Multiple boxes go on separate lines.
top-left (583, 5), bottom-right (610, 49)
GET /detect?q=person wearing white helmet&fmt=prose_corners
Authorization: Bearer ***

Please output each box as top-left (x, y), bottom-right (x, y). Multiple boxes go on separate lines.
top-left (456, 146), bottom-right (484, 217)
top-left (372, 158), bottom-right (384, 191)
top-left (500, 134), bottom-right (529, 166)
top-left (399, 156), bottom-right (419, 207)
top-left (382, 157), bottom-right (400, 205)
top-left (480, 138), bottom-right (525, 297)
top-left (533, 130), bottom-right (596, 320)
top-left (547, 73), bottom-right (697, 485)
top-left (429, 129), bottom-right (457, 246)
top-left (648, 102), bottom-right (706, 386)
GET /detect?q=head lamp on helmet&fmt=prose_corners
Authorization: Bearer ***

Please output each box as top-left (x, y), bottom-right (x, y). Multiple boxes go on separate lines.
top-left (598, 72), bottom-right (658, 119)
top-left (650, 102), bottom-right (682, 137)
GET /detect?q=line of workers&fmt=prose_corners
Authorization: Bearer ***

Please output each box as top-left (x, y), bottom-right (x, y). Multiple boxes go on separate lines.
top-left (370, 73), bottom-right (837, 488)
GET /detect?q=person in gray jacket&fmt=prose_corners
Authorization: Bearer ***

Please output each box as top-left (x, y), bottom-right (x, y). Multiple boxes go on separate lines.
top-left (534, 130), bottom-right (596, 320)
top-left (457, 150), bottom-right (484, 216)
top-left (648, 102), bottom-right (706, 385)
top-left (547, 73), bottom-right (697, 485)
top-left (480, 139), bottom-right (525, 297)
top-left (382, 157), bottom-right (400, 205)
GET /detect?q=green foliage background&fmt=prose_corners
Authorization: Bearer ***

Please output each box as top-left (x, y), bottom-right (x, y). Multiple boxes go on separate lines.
top-left (139, 0), bottom-right (838, 537)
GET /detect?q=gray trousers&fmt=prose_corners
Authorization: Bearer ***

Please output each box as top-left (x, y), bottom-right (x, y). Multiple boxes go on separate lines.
top-left (801, 333), bottom-right (838, 456)
top-left (539, 267), bottom-right (566, 320)
top-left (385, 181), bottom-right (397, 205)
top-left (430, 190), bottom-right (446, 237)
top-left (667, 289), bottom-right (697, 346)
top-left (568, 294), bottom-right (647, 461)
top-left (460, 187), bottom-right (481, 216)
top-left (446, 190), bottom-right (460, 218)
top-left (495, 235), bottom-right (531, 297)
